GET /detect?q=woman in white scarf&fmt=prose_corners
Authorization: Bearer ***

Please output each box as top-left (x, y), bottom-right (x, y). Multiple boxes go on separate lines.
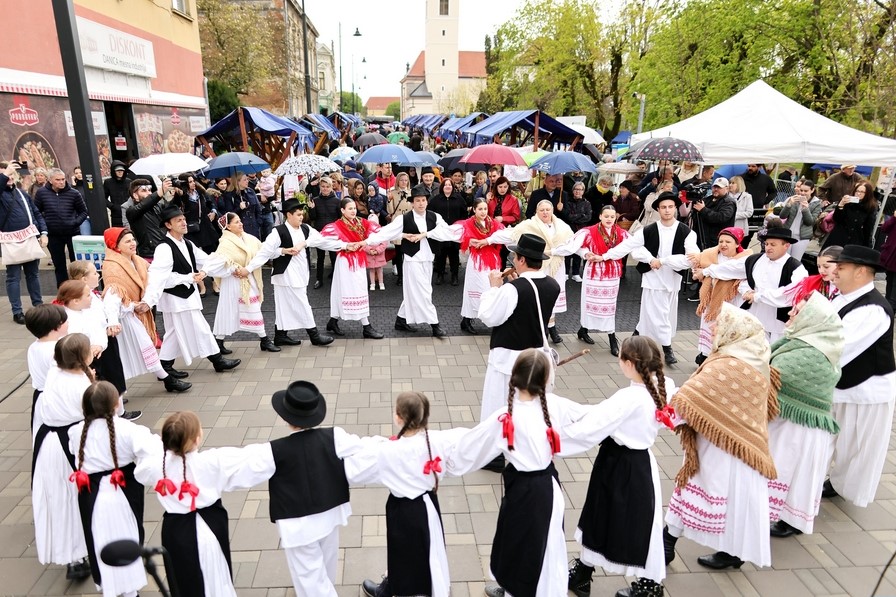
top-left (484, 199), bottom-right (574, 343)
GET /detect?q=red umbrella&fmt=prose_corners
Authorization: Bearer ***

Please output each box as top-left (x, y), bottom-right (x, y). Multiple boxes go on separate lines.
top-left (459, 144), bottom-right (528, 167)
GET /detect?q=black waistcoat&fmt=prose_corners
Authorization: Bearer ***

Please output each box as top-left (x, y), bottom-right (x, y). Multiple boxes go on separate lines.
top-left (489, 276), bottom-right (560, 351)
top-left (271, 223), bottom-right (310, 276)
top-left (636, 222), bottom-right (689, 274)
top-left (837, 288), bottom-right (896, 389)
top-left (401, 211), bottom-right (439, 257)
top-left (742, 254), bottom-right (801, 323)
top-left (160, 236), bottom-right (197, 299)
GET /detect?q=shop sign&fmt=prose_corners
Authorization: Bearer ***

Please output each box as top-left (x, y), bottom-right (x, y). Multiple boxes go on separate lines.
top-left (170, 108), bottom-right (181, 126)
top-left (77, 17), bottom-right (157, 78)
top-left (114, 135), bottom-right (127, 151)
top-left (64, 111), bottom-right (109, 137)
top-left (9, 96), bottom-right (38, 127)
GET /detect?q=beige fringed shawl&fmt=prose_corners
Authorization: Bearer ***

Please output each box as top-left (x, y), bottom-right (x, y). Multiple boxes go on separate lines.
top-left (695, 247), bottom-right (752, 323)
top-left (511, 213), bottom-right (574, 277)
top-left (102, 250), bottom-right (157, 343)
top-left (215, 230), bottom-right (264, 304)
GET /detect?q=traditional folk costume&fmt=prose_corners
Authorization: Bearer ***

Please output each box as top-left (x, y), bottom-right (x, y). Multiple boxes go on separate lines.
top-left (32, 367), bottom-right (90, 567)
top-left (767, 292), bottom-right (843, 534)
top-left (446, 391), bottom-right (591, 597)
top-left (64, 297), bottom-right (128, 394)
top-left (27, 339), bottom-right (56, 426)
top-left (246, 207), bottom-right (344, 345)
top-left (68, 417), bottom-right (161, 597)
top-left (133, 442), bottom-right (273, 597)
top-left (827, 247), bottom-right (896, 507)
top-left (665, 305), bottom-right (778, 568)
top-left (210, 228), bottom-right (269, 340)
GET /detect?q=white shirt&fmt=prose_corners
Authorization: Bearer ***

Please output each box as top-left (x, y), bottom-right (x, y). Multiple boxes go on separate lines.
top-left (478, 271), bottom-right (548, 374)
top-left (144, 233), bottom-right (230, 313)
top-left (246, 222), bottom-right (344, 288)
top-left (366, 210), bottom-right (451, 262)
top-left (602, 221), bottom-right (698, 292)
top-left (28, 340), bottom-right (57, 391)
top-left (706, 252), bottom-right (808, 309)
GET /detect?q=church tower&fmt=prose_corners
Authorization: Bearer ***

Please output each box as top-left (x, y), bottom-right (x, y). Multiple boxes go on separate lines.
top-left (425, 0), bottom-right (460, 106)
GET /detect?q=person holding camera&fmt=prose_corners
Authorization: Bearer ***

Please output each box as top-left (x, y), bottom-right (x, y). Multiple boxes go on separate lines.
top-left (689, 178), bottom-right (737, 250)
top-left (217, 172), bottom-right (262, 239)
top-left (823, 181), bottom-right (878, 249)
top-left (778, 180), bottom-right (822, 261)
top-left (173, 174), bottom-right (220, 254)
top-left (126, 178), bottom-right (171, 261)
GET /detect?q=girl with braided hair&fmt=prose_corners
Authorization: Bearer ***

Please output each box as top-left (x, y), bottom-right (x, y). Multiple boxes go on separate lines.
top-left (32, 333), bottom-right (94, 580)
top-left (133, 411), bottom-right (272, 597)
top-left (355, 391), bottom-right (468, 597)
top-left (565, 336), bottom-right (678, 597)
top-left (67, 381), bottom-right (159, 596)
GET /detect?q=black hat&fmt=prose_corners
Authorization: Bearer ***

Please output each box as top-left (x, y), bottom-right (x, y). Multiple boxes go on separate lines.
top-left (651, 191), bottom-right (681, 210)
top-left (619, 180), bottom-right (634, 192)
top-left (829, 244), bottom-right (885, 271)
top-left (411, 184), bottom-right (430, 198)
top-left (158, 205), bottom-right (185, 228)
top-left (508, 233), bottom-right (549, 261)
top-left (272, 380), bottom-right (327, 428)
top-left (763, 226), bottom-right (797, 244)
top-left (421, 166), bottom-right (435, 175)
top-left (281, 198), bottom-right (305, 214)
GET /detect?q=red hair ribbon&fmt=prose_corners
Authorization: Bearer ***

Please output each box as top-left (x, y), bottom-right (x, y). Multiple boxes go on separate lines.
top-left (52, 299), bottom-right (64, 306)
top-left (389, 435), bottom-right (398, 441)
top-left (179, 480), bottom-right (200, 512)
top-left (546, 427), bottom-right (561, 455)
top-left (423, 456), bottom-right (442, 475)
top-left (154, 478), bottom-right (177, 496)
top-left (498, 413), bottom-right (515, 449)
top-left (655, 405), bottom-right (677, 430)
top-left (69, 469), bottom-right (91, 493)
top-left (109, 469), bottom-right (126, 489)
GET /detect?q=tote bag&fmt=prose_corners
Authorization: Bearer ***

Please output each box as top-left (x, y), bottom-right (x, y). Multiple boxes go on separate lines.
top-left (0, 190), bottom-right (45, 266)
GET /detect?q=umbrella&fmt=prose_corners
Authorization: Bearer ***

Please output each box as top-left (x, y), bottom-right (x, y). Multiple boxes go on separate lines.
top-left (356, 143), bottom-right (424, 165)
top-left (329, 146), bottom-right (358, 162)
top-left (414, 151), bottom-right (441, 166)
top-left (460, 144), bottom-right (528, 167)
top-left (355, 132), bottom-right (388, 147)
top-left (598, 161), bottom-right (645, 174)
top-left (529, 152), bottom-right (597, 175)
top-left (437, 148), bottom-right (471, 171)
top-left (129, 153), bottom-right (208, 176)
top-left (387, 131), bottom-right (411, 144)
top-left (275, 155), bottom-right (340, 178)
top-left (567, 123), bottom-right (606, 145)
top-left (522, 150), bottom-right (551, 166)
top-left (626, 137), bottom-right (703, 162)
top-left (204, 152), bottom-right (270, 178)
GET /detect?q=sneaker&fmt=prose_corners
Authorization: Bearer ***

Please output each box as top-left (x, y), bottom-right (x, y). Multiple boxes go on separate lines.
top-left (121, 410), bottom-right (142, 421)
top-left (370, 283), bottom-right (376, 291)
top-left (12, 313), bottom-right (25, 325)
top-left (571, 275), bottom-right (583, 283)
top-left (379, 283), bottom-right (385, 290)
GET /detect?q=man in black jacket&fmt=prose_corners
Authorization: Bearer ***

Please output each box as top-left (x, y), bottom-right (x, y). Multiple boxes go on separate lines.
top-left (33, 168), bottom-right (88, 286)
top-left (104, 161), bottom-right (131, 227)
top-left (526, 174), bottom-right (567, 219)
top-left (689, 177), bottom-right (737, 250)
top-left (309, 176), bottom-right (341, 288)
top-left (126, 178), bottom-right (171, 259)
top-left (740, 164), bottom-right (777, 210)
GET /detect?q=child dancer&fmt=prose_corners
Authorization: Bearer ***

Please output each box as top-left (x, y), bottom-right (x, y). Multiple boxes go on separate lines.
top-left (364, 213), bottom-right (388, 290)
top-left (25, 304), bottom-right (68, 426)
top-left (32, 333), bottom-right (93, 580)
top-left (68, 381), bottom-right (160, 597)
top-left (355, 391), bottom-right (468, 597)
top-left (565, 336), bottom-right (677, 597)
top-left (133, 411), bottom-right (272, 597)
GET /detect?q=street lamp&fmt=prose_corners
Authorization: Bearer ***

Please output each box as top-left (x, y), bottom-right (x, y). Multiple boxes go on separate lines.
top-left (351, 55), bottom-right (365, 115)
top-left (633, 92), bottom-right (647, 134)
top-left (338, 24), bottom-right (361, 114)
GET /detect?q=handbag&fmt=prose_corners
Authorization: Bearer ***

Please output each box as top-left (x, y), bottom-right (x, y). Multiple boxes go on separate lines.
top-left (627, 208), bottom-right (646, 236)
top-left (0, 190), bottom-right (45, 266)
top-left (524, 277), bottom-right (560, 389)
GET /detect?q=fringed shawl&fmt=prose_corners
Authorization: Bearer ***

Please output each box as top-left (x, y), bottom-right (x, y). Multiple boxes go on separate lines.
top-left (695, 247), bottom-right (752, 323)
top-left (461, 216), bottom-right (504, 271)
top-left (215, 230), bottom-right (264, 304)
top-left (101, 250), bottom-right (157, 343)
top-left (512, 215), bottom-right (574, 277)
top-left (583, 223), bottom-right (628, 280)
top-left (322, 217), bottom-right (379, 271)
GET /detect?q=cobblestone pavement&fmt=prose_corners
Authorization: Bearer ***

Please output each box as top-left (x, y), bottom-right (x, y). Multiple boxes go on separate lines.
top-left (0, 263), bottom-right (894, 596)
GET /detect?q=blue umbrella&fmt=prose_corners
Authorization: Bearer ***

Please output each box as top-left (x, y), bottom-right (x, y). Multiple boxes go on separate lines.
top-left (529, 151), bottom-right (597, 175)
top-left (414, 151), bottom-right (441, 166)
top-left (356, 144), bottom-right (424, 165)
top-left (204, 152), bottom-right (270, 178)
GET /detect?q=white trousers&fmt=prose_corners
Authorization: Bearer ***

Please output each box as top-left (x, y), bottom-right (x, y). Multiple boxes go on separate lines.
top-left (637, 288), bottom-right (677, 346)
top-left (283, 527), bottom-right (340, 597)
top-left (829, 397), bottom-right (896, 507)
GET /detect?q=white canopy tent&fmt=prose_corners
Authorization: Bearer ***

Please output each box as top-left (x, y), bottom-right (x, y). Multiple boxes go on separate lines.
top-left (631, 80), bottom-right (896, 166)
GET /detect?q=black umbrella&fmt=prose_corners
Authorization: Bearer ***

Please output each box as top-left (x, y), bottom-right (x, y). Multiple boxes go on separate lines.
top-left (627, 137), bottom-right (703, 162)
top-left (355, 132), bottom-right (388, 148)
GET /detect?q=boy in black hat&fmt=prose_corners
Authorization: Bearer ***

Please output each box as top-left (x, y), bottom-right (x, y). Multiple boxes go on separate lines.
top-left (141, 205), bottom-right (242, 376)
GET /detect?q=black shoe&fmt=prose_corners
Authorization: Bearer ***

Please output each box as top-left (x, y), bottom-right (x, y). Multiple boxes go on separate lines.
top-left (568, 558), bottom-right (593, 597)
top-left (361, 576), bottom-right (390, 597)
top-left (697, 551), bottom-right (743, 570)
top-left (216, 338), bottom-right (233, 355)
top-left (632, 329), bottom-right (639, 336)
top-left (577, 327), bottom-right (595, 345)
top-left (686, 292), bottom-right (701, 302)
top-left (363, 324), bottom-right (384, 339)
top-left (313, 279), bottom-right (323, 289)
top-left (434, 273), bottom-right (444, 285)
top-left (616, 577), bottom-right (664, 597)
top-left (260, 336), bottom-right (280, 352)
top-left (663, 526), bottom-right (678, 565)
top-left (821, 479), bottom-right (839, 499)
top-left (549, 326), bottom-right (563, 344)
top-left (121, 410), bottom-right (142, 421)
top-left (484, 585), bottom-right (505, 597)
top-left (326, 317), bottom-right (345, 337)
top-left (663, 345), bottom-right (678, 365)
top-left (210, 354), bottom-right (241, 372)
top-left (482, 455), bottom-right (505, 472)
top-left (450, 274), bottom-right (459, 286)
top-left (163, 376), bottom-right (192, 393)
top-left (306, 327), bottom-right (333, 346)
top-left (608, 333), bottom-right (619, 356)
top-left (66, 559), bottom-right (92, 580)
top-left (12, 313), bottom-right (25, 325)
top-left (770, 520), bottom-right (803, 538)
top-left (274, 327), bottom-right (302, 346)
top-left (160, 360), bottom-right (189, 379)
top-left (431, 324), bottom-right (447, 338)
top-left (695, 352), bottom-right (707, 365)
top-left (394, 316), bottom-right (416, 332)
top-left (460, 317), bottom-right (476, 334)
top-left (396, 277), bottom-right (402, 286)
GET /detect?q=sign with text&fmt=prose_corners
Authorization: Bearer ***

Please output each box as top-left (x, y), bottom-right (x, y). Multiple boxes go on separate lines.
top-left (77, 17), bottom-right (157, 78)
top-left (64, 111), bottom-right (109, 137)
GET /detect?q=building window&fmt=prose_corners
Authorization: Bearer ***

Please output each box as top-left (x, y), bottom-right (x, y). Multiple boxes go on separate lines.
top-left (319, 72), bottom-right (325, 91)
top-left (172, 0), bottom-right (188, 15)
top-left (442, 30), bottom-right (446, 36)
top-left (441, 59), bottom-right (445, 66)
top-left (439, 0), bottom-right (449, 16)
top-left (441, 85), bottom-right (445, 91)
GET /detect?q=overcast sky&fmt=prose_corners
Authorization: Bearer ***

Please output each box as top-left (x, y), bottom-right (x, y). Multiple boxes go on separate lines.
top-left (305, 0), bottom-right (529, 103)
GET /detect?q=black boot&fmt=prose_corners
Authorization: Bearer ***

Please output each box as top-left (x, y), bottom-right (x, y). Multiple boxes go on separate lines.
top-left (208, 353), bottom-right (241, 372)
top-left (450, 273), bottom-right (459, 286)
top-left (363, 324), bottom-right (384, 339)
top-left (609, 333), bottom-right (619, 356)
top-left (663, 345), bottom-right (678, 365)
top-left (616, 577), bottom-right (665, 597)
top-left (663, 526), bottom-right (678, 565)
top-left (394, 316), bottom-right (417, 332)
top-left (697, 551), bottom-right (743, 570)
top-left (361, 576), bottom-right (391, 597)
top-left (260, 336), bottom-right (280, 352)
top-left (306, 327), bottom-right (333, 346)
top-left (434, 272), bottom-right (444, 285)
top-left (274, 327), bottom-right (302, 346)
top-left (460, 317), bottom-right (476, 334)
top-left (215, 338), bottom-right (233, 355)
top-left (160, 359), bottom-right (189, 379)
top-left (549, 325), bottom-right (563, 344)
top-left (326, 317), bottom-right (345, 337)
top-left (632, 329), bottom-right (640, 336)
top-left (770, 519), bottom-right (803, 538)
top-left (163, 375), bottom-right (192, 393)
top-left (821, 478), bottom-right (839, 498)
top-left (695, 352), bottom-right (707, 365)
top-left (431, 323), bottom-right (447, 338)
top-left (568, 558), bottom-right (593, 597)
top-left (577, 327), bottom-right (594, 345)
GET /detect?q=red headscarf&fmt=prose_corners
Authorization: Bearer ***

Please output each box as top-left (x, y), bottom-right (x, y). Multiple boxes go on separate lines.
top-left (103, 227), bottom-right (130, 253)
top-left (718, 226), bottom-right (744, 253)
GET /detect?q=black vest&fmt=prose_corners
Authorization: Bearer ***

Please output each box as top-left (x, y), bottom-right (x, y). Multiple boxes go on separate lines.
top-left (635, 222), bottom-right (689, 274)
top-left (160, 236), bottom-right (197, 299)
top-left (490, 276), bottom-right (560, 351)
top-left (271, 223), bottom-right (311, 276)
top-left (268, 427), bottom-right (350, 521)
top-left (742, 254), bottom-right (801, 323)
top-left (836, 289), bottom-right (896, 389)
top-left (401, 211), bottom-right (439, 257)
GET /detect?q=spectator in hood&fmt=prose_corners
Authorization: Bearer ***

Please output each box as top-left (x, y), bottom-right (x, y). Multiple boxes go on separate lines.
top-left (104, 161), bottom-right (132, 227)
top-left (126, 178), bottom-right (171, 260)
top-left (33, 167), bottom-right (88, 286)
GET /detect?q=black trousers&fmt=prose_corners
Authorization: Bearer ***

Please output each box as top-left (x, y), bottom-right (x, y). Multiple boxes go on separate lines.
top-left (47, 234), bottom-right (75, 287)
top-left (886, 270), bottom-right (896, 311)
top-left (315, 248), bottom-right (337, 282)
top-left (434, 241), bottom-right (460, 277)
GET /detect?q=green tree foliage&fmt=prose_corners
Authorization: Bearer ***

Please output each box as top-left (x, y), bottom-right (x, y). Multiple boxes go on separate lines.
top-left (385, 101), bottom-right (401, 119)
top-left (340, 92), bottom-right (366, 116)
top-left (207, 79), bottom-right (241, 123)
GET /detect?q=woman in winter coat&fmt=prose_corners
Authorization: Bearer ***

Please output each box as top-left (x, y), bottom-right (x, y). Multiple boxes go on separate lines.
top-left (174, 174), bottom-right (220, 253)
top-left (823, 181), bottom-right (877, 249)
top-left (216, 173), bottom-right (262, 239)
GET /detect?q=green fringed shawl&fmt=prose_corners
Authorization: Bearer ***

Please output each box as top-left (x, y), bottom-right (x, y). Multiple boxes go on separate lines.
top-left (770, 337), bottom-right (840, 434)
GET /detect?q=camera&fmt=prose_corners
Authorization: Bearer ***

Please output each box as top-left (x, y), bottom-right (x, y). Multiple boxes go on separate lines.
top-left (16, 161), bottom-right (28, 171)
top-left (684, 181), bottom-right (711, 203)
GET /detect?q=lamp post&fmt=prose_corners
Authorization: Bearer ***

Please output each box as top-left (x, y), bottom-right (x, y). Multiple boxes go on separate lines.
top-left (301, 0), bottom-right (313, 113)
top-left (338, 25), bottom-right (361, 114)
top-left (351, 56), bottom-right (366, 115)
top-left (633, 92), bottom-right (647, 134)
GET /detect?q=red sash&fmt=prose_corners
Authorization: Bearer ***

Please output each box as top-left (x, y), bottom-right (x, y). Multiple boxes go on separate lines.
top-left (328, 218), bottom-right (379, 271)
top-left (461, 217), bottom-right (504, 271)
top-left (584, 224), bottom-right (627, 280)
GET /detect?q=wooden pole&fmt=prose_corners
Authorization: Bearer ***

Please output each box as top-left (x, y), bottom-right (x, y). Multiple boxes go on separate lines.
top-left (237, 107), bottom-right (250, 151)
top-left (533, 111), bottom-right (541, 151)
top-left (197, 136), bottom-right (216, 158)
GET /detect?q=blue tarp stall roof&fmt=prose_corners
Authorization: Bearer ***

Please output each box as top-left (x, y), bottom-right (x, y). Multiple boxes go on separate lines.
top-left (460, 110), bottom-right (582, 147)
top-left (302, 113), bottom-right (341, 139)
top-left (811, 163), bottom-right (874, 176)
top-left (436, 116), bottom-right (462, 137)
top-left (197, 107), bottom-right (315, 150)
top-left (329, 111), bottom-right (361, 127)
top-left (439, 112), bottom-right (488, 142)
top-left (424, 115), bottom-right (449, 134)
top-left (405, 114), bottom-right (430, 127)
top-left (611, 130), bottom-right (632, 144)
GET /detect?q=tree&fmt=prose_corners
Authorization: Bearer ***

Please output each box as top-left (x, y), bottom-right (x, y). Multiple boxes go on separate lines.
top-left (207, 79), bottom-right (241, 123)
top-left (340, 91), bottom-right (366, 116)
top-left (385, 101), bottom-right (401, 119)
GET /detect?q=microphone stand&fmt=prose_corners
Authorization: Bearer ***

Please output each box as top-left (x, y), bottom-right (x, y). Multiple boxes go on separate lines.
top-left (143, 546), bottom-right (178, 597)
